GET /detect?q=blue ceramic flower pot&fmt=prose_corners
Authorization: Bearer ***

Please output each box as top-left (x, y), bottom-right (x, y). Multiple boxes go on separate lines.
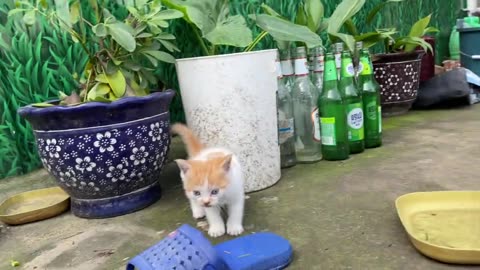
top-left (18, 90), bottom-right (176, 218)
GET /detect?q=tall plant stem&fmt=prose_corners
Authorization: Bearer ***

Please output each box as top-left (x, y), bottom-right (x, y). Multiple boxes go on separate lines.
top-left (191, 25), bottom-right (210, 56)
top-left (244, 31), bottom-right (268, 52)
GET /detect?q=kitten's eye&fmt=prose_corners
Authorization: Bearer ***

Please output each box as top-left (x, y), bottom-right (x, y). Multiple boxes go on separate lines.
top-left (211, 189), bottom-right (219, 195)
top-left (193, 191), bottom-right (201, 196)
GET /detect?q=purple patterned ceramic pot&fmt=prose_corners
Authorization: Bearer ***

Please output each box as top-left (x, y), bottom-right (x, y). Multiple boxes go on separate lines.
top-left (18, 90), bottom-right (175, 218)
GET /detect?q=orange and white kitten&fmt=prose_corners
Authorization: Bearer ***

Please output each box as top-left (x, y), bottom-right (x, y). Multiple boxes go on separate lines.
top-left (171, 124), bottom-right (245, 237)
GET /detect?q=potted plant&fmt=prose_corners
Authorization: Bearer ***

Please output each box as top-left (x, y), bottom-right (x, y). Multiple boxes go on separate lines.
top-left (322, 0), bottom-right (438, 115)
top-left (367, 15), bottom-right (439, 116)
top-left (163, 0), bottom-right (322, 192)
top-left (12, 0), bottom-right (182, 218)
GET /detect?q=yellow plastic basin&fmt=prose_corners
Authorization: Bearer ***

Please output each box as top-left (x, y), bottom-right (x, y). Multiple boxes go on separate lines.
top-left (396, 191), bottom-right (480, 264)
top-left (0, 187), bottom-right (70, 225)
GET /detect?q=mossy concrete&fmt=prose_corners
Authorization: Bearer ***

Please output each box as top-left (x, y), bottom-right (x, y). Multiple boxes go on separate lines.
top-left (1, 106), bottom-right (480, 269)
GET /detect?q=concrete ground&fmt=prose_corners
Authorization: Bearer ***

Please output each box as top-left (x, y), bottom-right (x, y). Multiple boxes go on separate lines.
top-left (1, 105), bottom-right (480, 270)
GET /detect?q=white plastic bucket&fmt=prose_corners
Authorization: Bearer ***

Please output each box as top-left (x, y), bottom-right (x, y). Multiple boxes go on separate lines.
top-left (175, 49), bottom-right (281, 192)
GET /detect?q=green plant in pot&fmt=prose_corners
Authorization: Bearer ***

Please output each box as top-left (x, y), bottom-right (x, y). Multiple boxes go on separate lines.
top-left (13, 0), bottom-right (183, 218)
top-left (355, 13), bottom-right (439, 116)
top-left (162, 0), bottom-right (322, 192)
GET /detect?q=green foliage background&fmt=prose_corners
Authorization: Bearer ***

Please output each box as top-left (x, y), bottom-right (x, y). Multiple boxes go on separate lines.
top-left (0, 0), bottom-right (462, 179)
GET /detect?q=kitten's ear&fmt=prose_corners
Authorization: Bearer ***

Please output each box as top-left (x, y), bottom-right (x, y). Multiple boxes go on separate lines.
top-left (221, 154), bottom-right (233, 172)
top-left (175, 159), bottom-right (191, 174)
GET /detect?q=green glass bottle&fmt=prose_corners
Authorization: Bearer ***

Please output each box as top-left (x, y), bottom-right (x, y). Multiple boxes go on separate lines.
top-left (319, 53), bottom-right (349, 161)
top-left (358, 49), bottom-right (382, 148)
top-left (339, 50), bottom-right (365, 154)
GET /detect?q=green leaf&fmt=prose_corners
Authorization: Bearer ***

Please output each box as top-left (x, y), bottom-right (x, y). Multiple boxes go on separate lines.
top-left (355, 29), bottom-right (396, 48)
top-left (130, 80), bottom-right (148, 96)
top-left (150, 18), bottom-right (169, 28)
top-left (137, 33), bottom-right (153, 38)
top-left (204, 15), bottom-right (252, 47)
top-left (156, 33), bottom-right (176, 40)
top-left (423, 26), bottom-right (439, 35)
top-left (54, 0), bottom-right (71, 28)
top-left (344, 19), bottom-right (358, 36)
top-left (162, 0), bottom-right (195, 24)
top-left (295, 3), bottom-right (307, 26)
top-left (155, 9), bottom-right (184, 20)
top-left (106, 22), bottom-right (136, 52)
top-left (397, 36), bottom-right (433, 53)
top-left (366, 0), bottom-right (403, 25)
top-left (8, 8), bottom-right (26, 17)
top-left (305, 0), bottom-right (323, 33)
top-left (327, 0), bottom-right (365, 34)
top-left (39, 0), bottom-right (48, 8)
top-left (158, 39), bottom-right (180, 52)
top-left (260, 3), bottom-right (283, 18)
top-left (163, 0), bottom-right (252, 47)
top-left (254, 14), bottom-right (322, 49)
top-left (95, 73), bottom-right (109, 83)
top-left (31, 102), bottom-right (54, 107)
top-left (144, 54), bottom-right (158, 67)
top-left (329, 32), bottom-right (355, 52)
top-left (408, 14), bottom-right (432, 38)
top-left (144, 50), bottom-right (176, 63)
top-left (23, 10), bottom-right (36, 25)
top-left (404, 14), bottom-right (432, 52)
top-left (92, 23), bottom-right (107, 37)
top-left (70, 0), bottom-right (81, 24)
top-left (87, 82), bottom-right (111, 101)
top-left (103, 8), bottom-right (116, 23)
top-left (104, 70), bottom-right (126, 97)
top-left (135, 0), bottom-right (148, 8)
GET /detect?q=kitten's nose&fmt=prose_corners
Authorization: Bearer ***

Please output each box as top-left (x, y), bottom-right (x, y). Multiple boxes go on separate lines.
top-left (202, 198), bottom-right (211, 207)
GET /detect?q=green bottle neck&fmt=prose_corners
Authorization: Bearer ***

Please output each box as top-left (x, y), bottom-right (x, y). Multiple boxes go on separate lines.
top-left (323, 59), bottom-right (337, 82)
top-left (359, 56), bottom-right (373, 76)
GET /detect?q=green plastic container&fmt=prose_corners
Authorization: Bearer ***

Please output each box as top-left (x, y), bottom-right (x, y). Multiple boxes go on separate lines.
top-left (449, 26), bottom-right (460, 60)
top-left (458, 27), bottom-right (480, 76)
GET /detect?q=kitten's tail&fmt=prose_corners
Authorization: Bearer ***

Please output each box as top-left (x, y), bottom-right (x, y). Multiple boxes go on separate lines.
top-left (171, 123), bottom-right (204, 157)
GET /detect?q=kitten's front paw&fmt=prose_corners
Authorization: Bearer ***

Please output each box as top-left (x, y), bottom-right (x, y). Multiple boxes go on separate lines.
top-left (227, 223), bottom-right (244, 236)
top-left (208, 224), bottom-right (225, 238)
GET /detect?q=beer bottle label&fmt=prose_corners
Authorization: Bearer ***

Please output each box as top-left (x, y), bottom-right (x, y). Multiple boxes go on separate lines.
top-left (294, 58), bottom-right (309, 75)
top-left (378, 106), bottom-right (382, 133)
top-left (347, 103), bottom-right (364, 141)
top-left (346, 63), bottom-right (355, 77)
top-left (320, 117), bottom-right (336, 146)
top-left (281, 60), bottom-right (294, 76)
top-left (314, 55), bottom-right (325, 72)
top-left (276, 60), bottom-right (283, 79)
top-left (311, 108), bottom-right (321, 142)
top-left (360, 56), bottom-right (373, 75)
top-left (278, 118), bottom-right (294, 144)
top-left (366, 101), bottom-right (377, 120)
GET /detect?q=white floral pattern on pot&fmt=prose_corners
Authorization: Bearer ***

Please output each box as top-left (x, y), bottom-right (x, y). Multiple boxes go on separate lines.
top-left (36, 120), bottom-right (170, 198)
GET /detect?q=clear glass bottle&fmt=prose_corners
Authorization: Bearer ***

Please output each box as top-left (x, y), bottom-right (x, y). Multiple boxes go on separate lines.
top-left (310, 47), bottom-right (324, 96)
top-left (276, 51), bottom-right (297, 168)
top-left (291, 46), bottom-right (322, 163)
top-left (280, 49), bottom-right (295, 93)
top-left (333, 42), bottom-right (344, 80)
